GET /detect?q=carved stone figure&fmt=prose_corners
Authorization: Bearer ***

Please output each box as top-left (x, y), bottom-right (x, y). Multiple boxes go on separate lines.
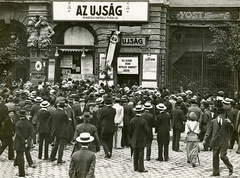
top-left (27, 16), bottom-right (39, 48)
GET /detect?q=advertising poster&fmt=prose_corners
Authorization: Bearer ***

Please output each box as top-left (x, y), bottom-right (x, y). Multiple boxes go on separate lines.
top-left (142, 54), bottom-right (157, 80)
top-left (117, 56), bottom-right (138, 74)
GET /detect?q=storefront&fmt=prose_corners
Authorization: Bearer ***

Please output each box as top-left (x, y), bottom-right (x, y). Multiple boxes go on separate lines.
top-left (167, 0), bottom-right (240, 94)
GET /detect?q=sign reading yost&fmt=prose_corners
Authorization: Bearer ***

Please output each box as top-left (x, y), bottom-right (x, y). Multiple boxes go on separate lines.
top-left (53, 1), bottom-right (148, 22)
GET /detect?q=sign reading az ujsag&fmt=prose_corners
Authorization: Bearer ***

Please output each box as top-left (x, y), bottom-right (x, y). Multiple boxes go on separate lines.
top-left (53, 1), bottom-right (148, 22)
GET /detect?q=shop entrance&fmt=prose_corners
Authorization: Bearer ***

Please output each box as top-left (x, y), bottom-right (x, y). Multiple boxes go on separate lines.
top-left (117, 74), bottom-right (139, 88)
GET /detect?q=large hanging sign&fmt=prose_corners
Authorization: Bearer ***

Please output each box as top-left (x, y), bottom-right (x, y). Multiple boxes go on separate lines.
top-left (53, 1), bottom-right (148, 22)
top-left (142, 54), bottom-right (157, 80)
top-left (117, 56), bottom-right (138, 75)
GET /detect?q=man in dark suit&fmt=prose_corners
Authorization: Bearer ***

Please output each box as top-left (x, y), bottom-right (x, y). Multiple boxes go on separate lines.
top-left (50, 100), bottom-right (69, 164)
top-left (99, 96), bottom-right (116, 158)
top-left (75, 98), bottom-right (88, 126)
top-left (37, 100), bottom-right (51, 160)
top-left (72, 112), bottom-right (100, 154)
top-left (129, 105), bottom-right (150, 173)
top-left (142, 102), bottom-right (155, 161)
top-left (170, 100), bottom-right (186, 152)
top-left (13, 110), bottom-right (34, 177)
top-left (69, 132), bottom-right (96, 178)
top-left (203, 107), bottom-right (234, 176)
top-left (0, 110), bottom-right (15, 160)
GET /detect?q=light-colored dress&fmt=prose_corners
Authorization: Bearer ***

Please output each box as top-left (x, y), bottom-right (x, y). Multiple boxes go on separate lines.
top-left (185, 120), bottom-right (200, 166)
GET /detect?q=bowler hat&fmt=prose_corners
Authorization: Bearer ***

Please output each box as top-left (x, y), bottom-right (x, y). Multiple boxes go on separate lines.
top-left (104, 97), bottom-right (113, 105)
top-left (18, 110), bottom-right (27, 117)
top-left (57, 100), bottom-right (66, 107)
top-left (76, 132), bottom-right (94, 143)
top-left (82, 112), bottom-right (93, 120)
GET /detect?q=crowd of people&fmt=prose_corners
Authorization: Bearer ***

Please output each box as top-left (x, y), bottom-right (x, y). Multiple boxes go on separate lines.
top-left (0, 79), bottom-right (240, 177)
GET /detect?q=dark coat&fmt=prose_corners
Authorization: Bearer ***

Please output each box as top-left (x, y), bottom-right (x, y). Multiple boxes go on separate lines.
top-left (1, 117), bottom-right (14, 137)
top-left (75, 105), bottom-right (88, 126)
top-left (69, 147), bottom-right (96, 178)
top-left (155, 112), bottom-right (170, 145)
top-left (129, 114), bottom-right (150, 148)
top-left (204, 118), bottom-right (234, 149)
top-left (123, 104), bottom-right (135, 126)
top-left (14, 117), bottom-right (34, 151)
top-left (170, 107), bottom-right (186, 131)
top-left (37, 108), bottom-right (51, 133)
top-left (0, 103), bottom-right (8, 134)
top-left (72, 122), bottom-right (100, 153)
top-left (228, 108), bottom-right (239, 131)
top-left (31, 103), bottom-right (41, 125)
top-left (50, 108), bottom-right (69, 138)
top-left (100, 106), bottom-right (116, 133)
top-left (142, 111), bottom-right (155, 139)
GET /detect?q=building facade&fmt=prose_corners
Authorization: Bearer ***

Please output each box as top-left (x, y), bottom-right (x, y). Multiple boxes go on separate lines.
top-left (0, 0), bottom-right (240, 95)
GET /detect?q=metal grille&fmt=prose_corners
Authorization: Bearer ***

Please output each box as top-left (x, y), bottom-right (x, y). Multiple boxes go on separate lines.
top-left (171, 52), bottom-right (232, 94)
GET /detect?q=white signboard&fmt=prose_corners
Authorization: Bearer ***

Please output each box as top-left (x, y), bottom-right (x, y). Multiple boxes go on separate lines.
top-left (117, 56), bottom-right (138, 74)
top-left (53, 1), bottom-right (148, 22)
top-left (48, 59), bottom-right (55, 83)
top-left (142, 54), bottom-right (157, 80)
top-left (81, 54), bottom-right (93, 74)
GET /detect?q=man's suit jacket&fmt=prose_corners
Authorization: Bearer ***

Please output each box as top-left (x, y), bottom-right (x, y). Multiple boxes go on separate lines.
top-left (37, 108), bottom-right (51, 134)
top-left (1, 117), bottom-right (14, 137)
top-left (204, 117), bottom-right (234, 149)
top-left (31, 103), bottom-right (41, 125)
top-left (75, 105), bottom-right (88, 126)
top-left (142, 111), bottom-right (155, 139)
top-left (228, 108), bottom-right (239, 131)
top-left (170, 107), bottom-right (186, 130)
top-left (100, 106), bottom-right (116, 133)
top-left (69, 147), bottom-right (96, 178)
top-left (14, 118), bottom-right (34, 151)
top-left (129, 114), bottom-right (150, 148)
top-left (73, 122), bottom-right (100, 153)
top-left (50, 108), bottom-right (69, 138)
top-left (123, 104), bottom-right (135, 127)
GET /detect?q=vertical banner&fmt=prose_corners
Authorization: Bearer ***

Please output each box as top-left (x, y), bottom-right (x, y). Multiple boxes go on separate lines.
top-left (48, 59), bottom-right (55, 83)
top-left (106, 31), bottom-right (122, 66)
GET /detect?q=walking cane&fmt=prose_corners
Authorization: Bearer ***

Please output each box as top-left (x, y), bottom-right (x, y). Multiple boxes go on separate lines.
top-left (115, 124), bottom-right (118, 148)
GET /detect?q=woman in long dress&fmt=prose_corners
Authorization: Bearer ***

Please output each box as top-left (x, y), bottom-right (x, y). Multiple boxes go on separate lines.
top-left (185, 112), bottom-right (200, 167)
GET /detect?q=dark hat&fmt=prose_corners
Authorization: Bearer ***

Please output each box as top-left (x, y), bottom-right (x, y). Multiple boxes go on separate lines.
top-left (115, 97), bottom-right (121, 103)
top-left (175, 99), bottom-right (182, 106)
top-left (76, 132), bottom-right (94, 143)
top-left (133, 105), bottom-right (144, 112)
top-left (82, 112), bottom-right (93, 120)
top-left (215, 107), bottom-right (225, 115)
top-left (68, 98), bottom-right (74, 103)
top-left (17, 109), bottom-right (27, 117)
top-left (57, 100), bottom-right (66, 107)
top-left (40, 100), bottom-right (50, 108)
top-left (104, 97), bottom-right (113, 105)
top-left (143, 102), bottom-right (153, 109)
top-left (8, 109), bottom-right (15, 114)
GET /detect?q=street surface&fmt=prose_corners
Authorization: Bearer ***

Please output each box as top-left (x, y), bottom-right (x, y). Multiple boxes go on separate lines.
top-left (0, 133), bottom-right (239, 178)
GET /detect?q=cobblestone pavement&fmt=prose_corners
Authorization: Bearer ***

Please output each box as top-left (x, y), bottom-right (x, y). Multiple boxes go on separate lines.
top-left (0, 135), bottom-right (239, 178)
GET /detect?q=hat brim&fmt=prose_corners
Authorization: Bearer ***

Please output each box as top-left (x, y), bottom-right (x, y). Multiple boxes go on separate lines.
top-left (156, 106), bottom-right (167, 110)
top-left (144, 106), bottom-right (153, 109)
top-left (76, 136), bottom-right (94, 143)
top-left (35, 99), bottom-right (43, 102)
top-left (133, 108), bottom-right (144, 112)
top-left (40, 103), bottom-right (50, 108)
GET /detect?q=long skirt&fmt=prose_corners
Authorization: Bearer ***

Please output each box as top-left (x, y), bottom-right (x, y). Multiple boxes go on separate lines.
top-left (186, 141), bottom-right (199, 165)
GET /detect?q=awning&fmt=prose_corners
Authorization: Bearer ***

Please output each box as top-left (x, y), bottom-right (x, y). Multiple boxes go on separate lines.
top-left (59, 49), bottom-right (82, 52)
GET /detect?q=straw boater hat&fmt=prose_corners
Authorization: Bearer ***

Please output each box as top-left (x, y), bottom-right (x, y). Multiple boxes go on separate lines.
top-left (40, 100), bottom-right (50, 108)
top-left (8, 95), bottom-right (14, 101)
top-left (76, 132), bottom-right (94, 143)
top-left (35, 96), bottom-right (43, 103)
top-left (144, 102), bottom-right (153, 110)
top-left (133, 105), bottom-right (144, 112)
top-left (156, 103), bottom-right (167, 110)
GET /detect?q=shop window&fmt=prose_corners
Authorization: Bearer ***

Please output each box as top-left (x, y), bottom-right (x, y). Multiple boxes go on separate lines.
top-left (64, 27), bottom-right (94, 45)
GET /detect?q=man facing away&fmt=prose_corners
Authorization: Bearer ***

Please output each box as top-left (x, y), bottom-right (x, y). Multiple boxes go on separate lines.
top-left (69, 132), bottom-right (96, 178)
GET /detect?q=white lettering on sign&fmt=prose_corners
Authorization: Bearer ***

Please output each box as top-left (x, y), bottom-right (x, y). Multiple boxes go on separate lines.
top-left (176, 11), bottom-right (230, 20)
top-left (53, 2), bottom-right (148, 22)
